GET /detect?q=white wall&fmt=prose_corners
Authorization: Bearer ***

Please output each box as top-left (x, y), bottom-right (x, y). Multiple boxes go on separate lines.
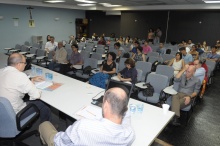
top-left (0, 4), bottom-right (85, 52)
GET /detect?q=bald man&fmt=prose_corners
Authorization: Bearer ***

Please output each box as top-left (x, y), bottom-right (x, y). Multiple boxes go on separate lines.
top-left (39, 87), bottom-right (135, 146)
top-left (0, 53), bottom-right (51, 122)
top-left (171, 65), bottom-right (201, 126)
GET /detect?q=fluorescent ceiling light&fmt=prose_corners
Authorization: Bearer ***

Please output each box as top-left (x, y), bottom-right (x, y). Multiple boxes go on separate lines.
top-left (44, 0), bottom-right (65, 3)
top-left (99, 3), bottom-right (121, 7)
top-left (203, 0), bottom-right (220, 3)
top-left (77, 4), bottom-right (96, 6)
top-left (75, 0), bottom-right (97, 4)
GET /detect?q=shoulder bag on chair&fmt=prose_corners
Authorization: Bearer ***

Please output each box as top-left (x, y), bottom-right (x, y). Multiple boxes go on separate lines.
top-left (143, 83), bottom-right (154, 97)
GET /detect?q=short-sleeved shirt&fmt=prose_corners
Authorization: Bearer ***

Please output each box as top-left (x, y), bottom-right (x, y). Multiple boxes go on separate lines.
top-left (69, 52), bottom-right (82, 65)
top-left (119, 67), bottom-right (138, 84)
top-left (174, 74), bottom-right (201, 95)
top-left (102, 61), bottom-right (116, 72)
top-left (142, 46), bottom-right (152, 54)
top-left (156, 47), bottom-right (166, 55)
top-left (45, 41), bottom-right (58, 51)
top-left (207, 53), bottom-right (220, 60)
top-left (182, 54), bottom-right (193, 64)
top-left (131, 47), bottom-right (137, 54)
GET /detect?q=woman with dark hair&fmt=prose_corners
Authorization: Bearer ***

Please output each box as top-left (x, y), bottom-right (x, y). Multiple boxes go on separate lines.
top-left (117, 58), bottom-right (138, 84)
top-left (168, 52), bottom-right (185, 76)
top-left (89, 52), bottom-right (116, 89)
top-left (46, 35), bottom-right (51, 42)
top-left (100, 52), bottom-right (117, 74)
top-left (132, 46), bottom-right (146, 62)
top-left (98, 36), bottom-right (106, 45)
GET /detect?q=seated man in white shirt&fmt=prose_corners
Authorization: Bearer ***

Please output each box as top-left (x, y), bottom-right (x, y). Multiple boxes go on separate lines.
top-left (45, 36), bottom-right (58, 53)
top-left (0, 53), bottom-right (51, 122)
top-left (48, 42), bottom-right (67, 71)
top-left (39, 87), bottom-right (136, 146)
top-left (194, 59), bottom-right (206, 84)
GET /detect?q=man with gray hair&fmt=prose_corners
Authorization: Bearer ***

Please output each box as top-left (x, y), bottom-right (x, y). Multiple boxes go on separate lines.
top-left (171, 65), bottom-right (201, 126)
top-left (0, 53), bottom-right (51, 122)
top-left (48, 41), bottom-right (67, 71)
top-left (39, 87), bottom-right (135, 146)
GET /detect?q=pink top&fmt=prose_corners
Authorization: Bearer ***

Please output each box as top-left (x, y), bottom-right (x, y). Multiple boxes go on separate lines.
top-left (142, 45), bottom-right (152, 54)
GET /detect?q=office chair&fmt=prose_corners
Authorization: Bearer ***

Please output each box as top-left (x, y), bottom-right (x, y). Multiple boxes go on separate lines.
top-left (0, 97), bottom-right (40, 146)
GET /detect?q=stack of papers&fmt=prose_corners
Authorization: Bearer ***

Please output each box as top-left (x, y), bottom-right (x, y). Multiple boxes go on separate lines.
top-left (75, 105), bottom-right (102, 120)
top-left (35, 81), bottom-right (53, 90)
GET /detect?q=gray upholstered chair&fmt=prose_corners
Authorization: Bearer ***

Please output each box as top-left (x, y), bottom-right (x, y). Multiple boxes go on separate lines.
top-left (0, 97), bottom-right (39, 146)
top-left (136, 61), bottom-right (152, 82)
top-left (156, 65), bottom-right (174, 86)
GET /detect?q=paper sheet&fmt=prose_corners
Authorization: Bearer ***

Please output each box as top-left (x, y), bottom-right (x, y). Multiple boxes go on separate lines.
top-left (35, 81), bottom-right (53, 90)
top-left (75, 105), bottom-right (102, 120)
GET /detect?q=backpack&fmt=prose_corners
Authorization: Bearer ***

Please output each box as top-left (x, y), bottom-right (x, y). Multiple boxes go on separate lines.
top-left (82, 66), bottom-right (92, 74)
top-left (142, 83), bottom-right (154, 97)
top-left (123, 52), bottom-right (130, 58)
top-left (151, 61), bottom-right (161, 72)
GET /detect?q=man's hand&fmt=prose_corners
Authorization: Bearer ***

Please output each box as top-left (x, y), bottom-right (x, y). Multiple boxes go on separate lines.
top-left (184, 96), bottom-right (191, 105)
top-left (102, 71), bottom-right (107, 74)
top-left (31, 76), bottom-right (45, 82)
top-left (184, 64), bottom-right (189, 70)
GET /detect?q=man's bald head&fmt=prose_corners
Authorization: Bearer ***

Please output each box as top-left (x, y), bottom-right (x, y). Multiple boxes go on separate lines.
top-left (103, 87), bottom-right (128, 117)
top-left (8, 53), bottom-right (23, 66)
top-left (186, 65), bottom-right (196, 78)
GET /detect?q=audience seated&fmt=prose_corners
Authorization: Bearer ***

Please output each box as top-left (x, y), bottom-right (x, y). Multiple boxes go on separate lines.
top-left (45, 36), bottom-right (58, 54)
top-left (168, 52), bottom-right (185, 76)
top-left (142, 41), bottom-right (152, 55)
top-left (98, 36), bottom-right (106, 45)
top-left (125, 36), bottom-right (130, 45)
top-left (59, 44), bottom-right (83, 75)
top-left (206, 46), bottom-right (220, 62)
top-left (156, 43), bottom-right (166, 55)
top-left (171, 65), bottom-right (201, 126)
top-left (130, 40), bottom-right (140, 54)
top-left (48, 42), bottom-right (67, 71)
top-left (179, 47), bottom-right (193, 64)
top-left (0, 53), bottom-right (51, 123)
top-left (117, 58), bottom-right (138, 84)
top-left (39, 87), bottom-right (135, 146)
top-left (132, 46), bottom-right (146, 62)
top-left (68, 35), bottom-right (77, 45)
top-left (114, 42), bottom-right (125, 59)
top-left (189, 45), bottom-right (199, 60)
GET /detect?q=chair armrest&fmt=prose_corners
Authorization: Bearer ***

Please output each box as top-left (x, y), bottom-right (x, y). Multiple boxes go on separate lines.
top-left (16, 103), bottom-right (40, 131)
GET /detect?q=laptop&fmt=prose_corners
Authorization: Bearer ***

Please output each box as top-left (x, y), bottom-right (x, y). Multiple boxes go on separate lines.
top-left (92, 79), bottom-right (133, 107)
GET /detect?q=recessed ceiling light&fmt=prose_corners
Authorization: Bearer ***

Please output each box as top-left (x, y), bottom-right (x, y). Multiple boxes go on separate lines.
top-left (77, 4), bottom-right (96, 6)
top-left (203, 0), bottom-right (220, 3)
top-left (99, 3), bottom-right (121, 7)
top-left (44, 0), bottom-right (65, 3)
top-left (75, 0), bottom-right (97, 4)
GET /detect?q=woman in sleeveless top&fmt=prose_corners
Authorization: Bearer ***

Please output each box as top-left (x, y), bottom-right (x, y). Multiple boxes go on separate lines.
top-left (132, 46), bottom-right (146, 62)
top-left (168, 52), bottom-right (185, 76)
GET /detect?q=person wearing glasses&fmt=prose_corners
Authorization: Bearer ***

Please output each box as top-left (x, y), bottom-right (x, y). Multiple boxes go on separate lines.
top-left (171, 64), bottom-right (201, 126)
top-left (0, 53), bottom-right (51, 123)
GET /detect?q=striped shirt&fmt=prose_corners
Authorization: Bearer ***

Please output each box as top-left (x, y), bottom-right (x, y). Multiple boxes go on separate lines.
top-left (54, 112), bottom-right (135, 146)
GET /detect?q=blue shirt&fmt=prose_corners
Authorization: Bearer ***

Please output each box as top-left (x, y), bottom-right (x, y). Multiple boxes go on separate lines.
top-left (182, 54), bottom-right (193, 64)
top-left (207, 53), bottom-right (220, 60)
top-left (131, 47), bottom-right (137, 54)
top-left (194, 67), bottom-right (206, 84)
top-left (156, 47), bottom-right (166, 55)
top-left (119, 67), bottom-right (138, 84)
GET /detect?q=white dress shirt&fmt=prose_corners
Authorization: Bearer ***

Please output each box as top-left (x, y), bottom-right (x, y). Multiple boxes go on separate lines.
top-left (0, 66), bottom-right (41, 113)
top-left (54, 112), bottom-right (135, 146)
top-left (45, 41), bottom-right (58, 51)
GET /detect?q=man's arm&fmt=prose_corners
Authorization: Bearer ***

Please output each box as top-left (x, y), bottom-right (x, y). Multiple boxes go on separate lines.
top-left (175, 64), bottom-right (189, 79)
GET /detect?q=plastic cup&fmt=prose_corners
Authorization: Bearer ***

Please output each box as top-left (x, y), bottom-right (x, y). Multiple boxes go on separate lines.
top-left (137, 104), bottom-right (144, 113)
top-left (36, 68), bottom-right (43, 76)
top-left (45, 73), bottom-right (53, 81)
top-left (162, 104), bottom-right (170, 114)
top-left (129, 104), bottom-right (137, 114)
top-left (31, 66), bottom-right (35, 75)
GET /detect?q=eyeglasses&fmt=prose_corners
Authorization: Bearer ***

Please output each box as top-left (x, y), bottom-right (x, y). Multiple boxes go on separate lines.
top-left (20, 62), bottom-right (27, 65)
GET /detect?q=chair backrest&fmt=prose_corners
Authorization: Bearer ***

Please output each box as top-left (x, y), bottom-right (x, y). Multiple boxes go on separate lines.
top-left (147, 52), bottom-right (159, 58)
top-left (78, 45), bottom-right (84, 50)
top-left (170, 50), bottom-right (178, 55)
top-left (96, 48), bottom-right (105, 54)
top-left (84, 58), bottom-right (98, 69)
top-left (146, 74), bottom-right (168, 94)
top-left (118, 58), bottom-right (127, 72)
top-left (65, 44), bottom-right (72, 50)
top-left (36, 49), bottom-right (46, 57)
top-left (47, 51), bottom-right (53, 59)
top-left (96, 44), bottom-right (105, 49)
top-left (30, 47), bottom-right (38, 54)
top-left (78, 42), bottom-right (86, 47)
top-left (21, 45), bottom-right (29, 52)
top-left (156, 65), bottom-right (174, 85)
top-left (148, 56), bottom-right (163, 64)
top-left (24, 41), bottom-right (30, 46)
top-left (86, 43), bottom-right (94, 48)
top-left (15, 44), bottom-right (21, 51)
top-left (85, 46), bottom-right (93, 52)
top-left (136, 69), bottom-right (143, 82)
top-left (136, 61), bottom-right (152, 82)
top-left (66, 48), bottom-right (72, 57)
top-left (80, 50), bottom-right (90, 61)
top-left (91, 52), bottom-right (102, 60)
top-left (0, 97), bottom-right (19, 138)
top-left (32, 43), bottom-right (41, 49)
top-left (206, 60), bottom-right (216, 72)
top-left (161, 54), bottom-right (175, 62)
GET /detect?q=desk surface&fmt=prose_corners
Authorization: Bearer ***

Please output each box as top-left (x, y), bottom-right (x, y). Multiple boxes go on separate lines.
top-left (0, 53), bottom-right (175, 146)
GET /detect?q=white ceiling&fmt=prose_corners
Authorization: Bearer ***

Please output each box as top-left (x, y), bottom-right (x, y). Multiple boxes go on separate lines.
top-left (1, 0), bottom-right (220, 10)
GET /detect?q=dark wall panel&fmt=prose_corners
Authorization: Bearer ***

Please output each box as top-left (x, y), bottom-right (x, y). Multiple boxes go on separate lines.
top-left (86, 11), bottom-right (121, 38)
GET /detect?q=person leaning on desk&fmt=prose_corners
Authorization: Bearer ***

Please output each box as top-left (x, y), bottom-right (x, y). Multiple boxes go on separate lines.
top-left (0, 53), bottom-right (51, 123)
top-left (39, 87), bottom-right (135, 146)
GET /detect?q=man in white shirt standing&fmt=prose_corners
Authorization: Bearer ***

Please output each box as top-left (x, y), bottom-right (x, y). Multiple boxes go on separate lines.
top-left (45, 36), bottom-right (58, 53)
top-left (0, 53), bottom-right (51, 122)
top-left (48, 42), bottom-right (67, 71)
top-left (39, 87), bottom-right (135, 146)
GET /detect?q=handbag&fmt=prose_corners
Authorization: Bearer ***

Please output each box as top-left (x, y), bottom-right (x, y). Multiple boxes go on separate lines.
top-left (82, 66), bottom-right (92, 74)
top-left (142, 82), bottom-right (154, 97)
